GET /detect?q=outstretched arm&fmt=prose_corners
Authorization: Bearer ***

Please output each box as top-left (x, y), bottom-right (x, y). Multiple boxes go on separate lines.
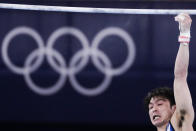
top-left (172, 13), bottom-right (194, 130)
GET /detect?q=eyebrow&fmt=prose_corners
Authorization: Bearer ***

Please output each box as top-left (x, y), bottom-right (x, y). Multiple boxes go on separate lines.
top-left (149, 98), bottom-right (166, 105)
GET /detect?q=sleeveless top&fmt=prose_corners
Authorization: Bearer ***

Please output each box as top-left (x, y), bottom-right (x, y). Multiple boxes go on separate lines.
top-left (166, 121), bottom-right (175, 131)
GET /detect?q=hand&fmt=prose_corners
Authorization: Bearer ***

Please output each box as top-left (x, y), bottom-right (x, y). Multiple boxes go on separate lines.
top-left (175, 13), bottom-right (192, 36)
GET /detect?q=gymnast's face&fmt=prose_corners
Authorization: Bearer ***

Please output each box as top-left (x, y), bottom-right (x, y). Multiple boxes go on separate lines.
top-left (148, 97), bottom-right (176, 127)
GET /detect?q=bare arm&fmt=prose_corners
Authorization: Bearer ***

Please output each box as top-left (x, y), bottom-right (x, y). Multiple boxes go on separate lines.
top-left (174, 43), bottom-right (194, 121)
top-left (172, 13), bottom-right (194, 130)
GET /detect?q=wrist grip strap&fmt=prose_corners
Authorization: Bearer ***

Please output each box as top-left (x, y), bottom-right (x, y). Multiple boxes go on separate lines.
top-left (178, 35), bottom-right (190, 44)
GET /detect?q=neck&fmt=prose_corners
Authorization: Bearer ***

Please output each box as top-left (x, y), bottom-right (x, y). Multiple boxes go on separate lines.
top-left (157, 122), bottom-right (169, 131)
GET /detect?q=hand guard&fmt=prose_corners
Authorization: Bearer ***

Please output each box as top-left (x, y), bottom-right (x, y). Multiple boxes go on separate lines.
top-left (175, 13), bottom-right (192, 45)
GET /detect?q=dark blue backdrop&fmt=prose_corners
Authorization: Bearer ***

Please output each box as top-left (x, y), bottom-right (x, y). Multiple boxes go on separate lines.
top-left (0, 1), bottom-right (196, 130)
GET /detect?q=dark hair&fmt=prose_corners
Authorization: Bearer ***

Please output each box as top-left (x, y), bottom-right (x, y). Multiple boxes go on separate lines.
top-left (144, 87), bottom-right (176, 111)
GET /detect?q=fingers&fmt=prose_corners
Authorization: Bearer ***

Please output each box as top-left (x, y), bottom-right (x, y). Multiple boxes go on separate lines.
top-left (175, 13), bottom-right (192, 23)
top-left (175, 15), bottom-right (185, 22)
top-left (175, 13), bottom-right (192, 37)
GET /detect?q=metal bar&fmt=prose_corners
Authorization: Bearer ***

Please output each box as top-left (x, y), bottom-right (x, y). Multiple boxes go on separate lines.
top-left (0, 3), bottom-right (196, 15)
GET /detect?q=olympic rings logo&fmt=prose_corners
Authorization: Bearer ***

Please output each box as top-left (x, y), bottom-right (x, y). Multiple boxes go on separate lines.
top-left (2, 26), bottom-right (136, 96)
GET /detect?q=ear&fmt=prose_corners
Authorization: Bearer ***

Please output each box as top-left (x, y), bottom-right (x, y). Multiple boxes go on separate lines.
top-left (171, 105), bottom-right (176, 113)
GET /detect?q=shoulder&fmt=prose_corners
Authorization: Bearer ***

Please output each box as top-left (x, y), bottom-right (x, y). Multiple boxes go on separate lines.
top-left (171, 110), bottom-right (194, 131)
top-left (166, 121), bottom-right (175, 131)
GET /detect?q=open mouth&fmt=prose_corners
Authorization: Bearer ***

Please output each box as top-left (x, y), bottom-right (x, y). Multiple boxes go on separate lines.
top-left (153, 115), bottom-right (160, 120)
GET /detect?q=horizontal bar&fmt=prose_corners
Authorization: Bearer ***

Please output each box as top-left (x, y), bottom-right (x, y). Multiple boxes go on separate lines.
top-left (0, 3), bottom-right (196, 15)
